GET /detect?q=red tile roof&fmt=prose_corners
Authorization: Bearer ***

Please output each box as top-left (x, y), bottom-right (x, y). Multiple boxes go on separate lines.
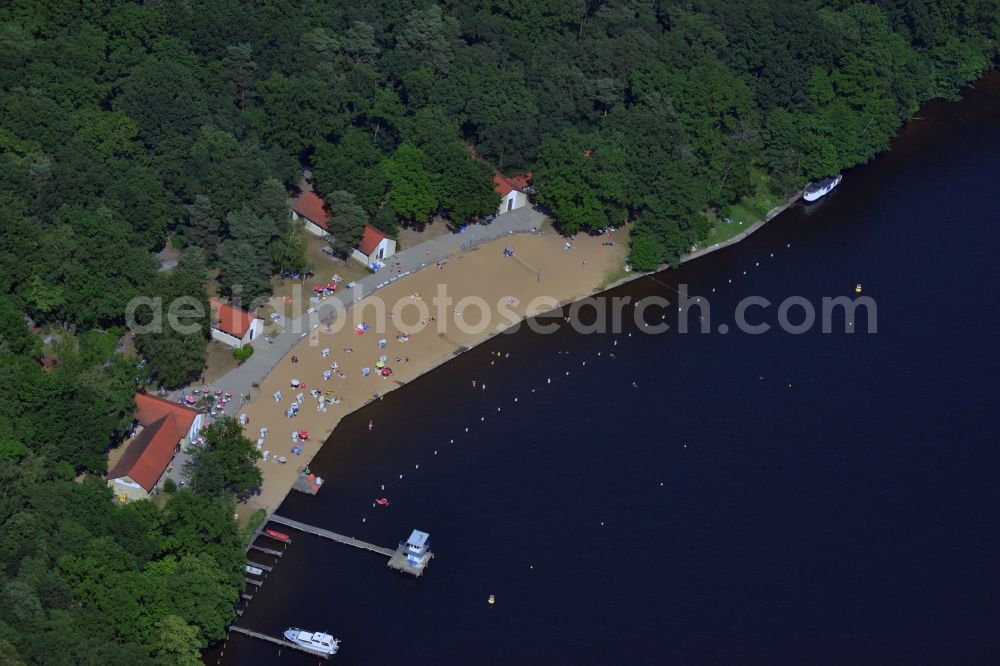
top-left (357, 224), bottom-right (387, 256)
top-left (210, 298), bottom-right (256, 338)
top-left (291, 191), bottom-right (329, 230)
top-left (135, 392), bottom-right (199, 433)
top-left (493, 172), bottom-right (532, 197)
top-left (108, 394), bottom-right (200, 492)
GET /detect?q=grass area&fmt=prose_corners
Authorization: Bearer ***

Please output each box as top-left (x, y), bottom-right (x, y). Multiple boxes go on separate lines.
top-left (266, 234), bottom-right (369, 316)
top-left (239, 507), bottom-right (268, 542)
top-left (700, 169), bottom-right (785, 249)
top-left (204, 340), bottom-right (239, 383)
top-left (396, 217), bottom-right (451, 251)
top-left (600, 265), bottom-right (632, 289)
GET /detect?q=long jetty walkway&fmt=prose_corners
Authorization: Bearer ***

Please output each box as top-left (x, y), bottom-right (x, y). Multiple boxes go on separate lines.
top-left (269, 515), bottom-right (394, 557)
top-left (228, 626), bottom-right (331, 660)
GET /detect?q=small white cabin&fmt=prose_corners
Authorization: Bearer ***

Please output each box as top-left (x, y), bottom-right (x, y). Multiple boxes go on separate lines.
top-left (405, 529), bottom-right (430, 564)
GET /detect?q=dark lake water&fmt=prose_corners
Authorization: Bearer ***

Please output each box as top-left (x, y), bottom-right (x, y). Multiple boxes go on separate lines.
top-left (212, 74), bottom-right (1000, 665)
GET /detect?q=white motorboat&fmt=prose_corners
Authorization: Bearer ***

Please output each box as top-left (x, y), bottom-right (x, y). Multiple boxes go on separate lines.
top-left (803, 174), bottom-right (843, 201)
top-left (284, 628), bottom-right (341, 655)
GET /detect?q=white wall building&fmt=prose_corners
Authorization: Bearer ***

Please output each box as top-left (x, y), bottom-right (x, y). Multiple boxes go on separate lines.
top-left (210, 298), bottom-right (262, 348)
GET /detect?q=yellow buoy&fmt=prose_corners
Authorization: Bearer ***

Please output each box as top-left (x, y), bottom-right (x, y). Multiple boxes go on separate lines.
top-left (488, 594), bottom-right (495, 605)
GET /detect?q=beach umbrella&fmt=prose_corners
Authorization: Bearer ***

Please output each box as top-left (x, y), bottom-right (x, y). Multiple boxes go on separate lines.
top-left (326, 282), bottom-right (336, 291)
top-left (375, 360), bottom-right (386, 369)
top-left (290, 378), bottom-right (300, 387)
top-left (381, 367), bottom-right (392, 376)
top-left (184, 395), bottom-right (197, 404)
top-left (313, 284), bottom-right (323, 293)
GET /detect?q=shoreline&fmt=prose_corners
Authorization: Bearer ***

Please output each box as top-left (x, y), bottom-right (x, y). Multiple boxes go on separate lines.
top-left (236, 230), bottom-right (627, 519)
top-left (603, 190), bottom-right (802, 292)
top-left (236, 190), bottom-right (803, 523)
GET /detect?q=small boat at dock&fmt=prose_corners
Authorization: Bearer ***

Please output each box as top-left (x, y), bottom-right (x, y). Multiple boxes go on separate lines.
top-left (284, 628), bottom-right (341, 655)
top-left (264, 529), bottom-right (290, 542)
top-left (803, 175), bottom-right (843, 202)
top-left (245, 565), bottom-right (263, 576)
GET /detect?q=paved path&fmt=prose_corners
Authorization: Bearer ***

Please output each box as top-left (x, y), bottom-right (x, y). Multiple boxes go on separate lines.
top-left (175, 207), bottom-right (547, 422)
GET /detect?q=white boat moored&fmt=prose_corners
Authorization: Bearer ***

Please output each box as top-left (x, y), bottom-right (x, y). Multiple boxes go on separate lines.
top-left (284, 628), bottom-right (341, 655)
top-left (803, 174), bottom-right (843, 202)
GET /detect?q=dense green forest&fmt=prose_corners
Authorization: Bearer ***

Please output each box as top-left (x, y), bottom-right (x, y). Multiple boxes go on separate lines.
top-left (0, 0), bottom-right (995, 663)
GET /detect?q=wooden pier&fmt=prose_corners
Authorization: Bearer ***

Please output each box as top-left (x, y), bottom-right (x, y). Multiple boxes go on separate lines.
top-left (248, 544), bottom-right (283, 557)
top-left (246, 560), bottom-right (272, 572)
top-left (387, 548), bottom-right (434, 577)
top-left (267, 515), bottom-right (433, 577)
top-left (244, 577), bottom-right (262, 586)
top-left (228, 625), bottom-right (331, 660)
top-left (269, 515), bottom-right (394, 556)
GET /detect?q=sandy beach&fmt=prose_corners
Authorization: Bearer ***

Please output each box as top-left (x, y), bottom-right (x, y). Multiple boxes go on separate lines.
top-left (236, 230), bottom-right (627, 518)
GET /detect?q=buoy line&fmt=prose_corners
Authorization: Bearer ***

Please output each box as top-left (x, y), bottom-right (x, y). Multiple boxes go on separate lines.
top-left (353, 239), bottom-right (798, 524)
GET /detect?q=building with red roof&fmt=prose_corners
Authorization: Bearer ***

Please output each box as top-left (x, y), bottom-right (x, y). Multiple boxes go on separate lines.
top-left (494, 171), bottom-right (533, 215)
top-left (210, 298), bottom-right (262, 348)
top-left (291, 191), bottom-right (330, 237)
top-left (107, 393), bottom-right (203, 502)
top-left (350, 224), bottom-right (397, 268)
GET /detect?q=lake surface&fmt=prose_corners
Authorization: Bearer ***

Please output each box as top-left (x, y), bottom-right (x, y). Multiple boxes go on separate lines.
top-left (212, 74), bottom-right (1000, 665)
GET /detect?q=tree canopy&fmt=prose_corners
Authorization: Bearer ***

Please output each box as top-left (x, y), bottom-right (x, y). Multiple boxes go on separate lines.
top-left (0, 1), bottom-right (995, 662)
